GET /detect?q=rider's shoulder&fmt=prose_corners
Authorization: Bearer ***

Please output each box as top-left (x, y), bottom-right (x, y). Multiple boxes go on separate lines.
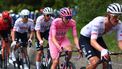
top-left (116, 20), bottom-right (122, 26)
top-left (53, 18), bottom-right (61, 21)
top-left (70, 19), bottom-right (76, 23)
top-left (15, 18), bottom-right (21, 22)
top-left (90, 16), bottom-right (105, 24)
top-left (93, 16), bottom-right (105, 20)
top-left (37, 15), bottom-right (44, 20)
top-left (28, 18), bottom-right (34, 23)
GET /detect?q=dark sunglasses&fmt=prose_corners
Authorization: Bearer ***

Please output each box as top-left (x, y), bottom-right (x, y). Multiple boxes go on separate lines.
top-left (21, 15), bottom-right (29, 18)
top-left (45, 14), bottom-right (52, 17)
top-left (65, 16), bottom-right (72, 20)
top-left (110, 13), bottom-right (121, 17)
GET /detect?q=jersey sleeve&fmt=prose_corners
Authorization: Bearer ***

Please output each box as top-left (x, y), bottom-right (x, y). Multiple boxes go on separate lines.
top-left (13, 19), bottom-right (19, 31)
top-left (30, 20), bottom-right (35, 31)
top-left (71, 20), bottom-right (77, 37)
top-left (117, 23), bottom-right (122, 41)
top-left (90, 18), bottom-right (101, 39)
top-left (50, 20), bottom-right (56, 37)
top-left (35, 17), bottom-right (41, 31)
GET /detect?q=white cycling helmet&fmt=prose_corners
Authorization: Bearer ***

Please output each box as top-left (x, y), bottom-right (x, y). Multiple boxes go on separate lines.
top-left (107, 3), bottom-right (122, 14)
top-left (20, 9), bottom-right (30, 16)
top-left (43, 7), bottom-right (53, 14)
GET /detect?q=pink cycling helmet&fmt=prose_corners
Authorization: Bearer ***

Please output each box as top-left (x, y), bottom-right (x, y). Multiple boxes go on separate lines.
top-left (59, 7), bottom-right (72, 17)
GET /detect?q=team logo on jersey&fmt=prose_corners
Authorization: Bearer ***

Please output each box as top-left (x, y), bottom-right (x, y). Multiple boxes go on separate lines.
top-left (20, 26), bottom-right (28, 29)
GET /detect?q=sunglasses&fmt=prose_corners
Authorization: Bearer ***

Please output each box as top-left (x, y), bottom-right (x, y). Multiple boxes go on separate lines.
top-left (110, 13), bottom-right (121, 17)
top-left (65, 16), bottom-right (72, 20)
top-left (21, 15), bottom-right (29, 18)
top-left (45, 14), bottom-right (52, 17)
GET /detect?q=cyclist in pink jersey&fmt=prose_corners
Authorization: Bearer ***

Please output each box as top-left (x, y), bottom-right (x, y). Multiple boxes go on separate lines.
top-left (49, 7), bottom-right (82, 69)
top-left (79, 3), bottom-right (122, 69)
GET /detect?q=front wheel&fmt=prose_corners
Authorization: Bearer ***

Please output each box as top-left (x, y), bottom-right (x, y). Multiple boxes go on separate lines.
top-left (22, 53), bottom-right (30, 69)
top-left (46, 58), bottom-right (52, 69)
top-left (3, 48), bottom-right (8, 69)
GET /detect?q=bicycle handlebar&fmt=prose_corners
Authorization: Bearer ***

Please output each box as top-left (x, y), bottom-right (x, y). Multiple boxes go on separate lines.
top-left (60, 50), bottom-right (78, 57)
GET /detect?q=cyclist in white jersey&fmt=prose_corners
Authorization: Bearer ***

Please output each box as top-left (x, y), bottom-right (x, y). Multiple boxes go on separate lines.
top-left (79, 3), bottom-right (122, 69)
top-left (35, 7), bottom-right (54, 69)
top-left (10, 9), bottom-right (34, 69)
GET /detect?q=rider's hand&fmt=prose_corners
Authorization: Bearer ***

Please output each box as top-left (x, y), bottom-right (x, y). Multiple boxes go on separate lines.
top-left (28, 39), bottom-right (32, 43)
top-left (28, 39), bottom-right (32, 47)
top-left (101, 49), bottom-right (109, 60)
top-left (11, 41), bottom-right (16, 47)
top-left (39, 40), bottom-right (43, 46)
top-left (78, 49), bottom-right (83, 58)
top-left (58, 46), bottom-right (63, 52)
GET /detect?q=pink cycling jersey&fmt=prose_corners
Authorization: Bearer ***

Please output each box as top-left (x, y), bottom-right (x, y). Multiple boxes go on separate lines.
top-left (49, 18), bottom-right (77, 59)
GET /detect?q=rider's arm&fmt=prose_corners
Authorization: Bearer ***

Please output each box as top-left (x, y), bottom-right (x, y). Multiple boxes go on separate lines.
top-left (11, 20), bottom-right (18, 41)
top-left (117, 23), bottom-right (122, 50)
top-left (29, 30), bottom-right (34, 40)
top-left (51, 23), bottom-right (61, 49)
top-left (35, 16), bottom-right (43, 42)
top-left (73, 36), bottom-right (80, 49)
top-left (11, 29), bottom-right (15, 41)
top-left (52, 34), bottom-right (61, 49)
top-left (29, 20), bottom-right (35, 40)
top-left (36, 30), bottom-right (43, 42)
top-left (90, 21), bottom-right (104, 51)
top-left (91, 39), bottom-right (104, 51)
top-left (118, 40), bottom-right (122, 50)
top-left (72, 20), bottom-right (80, 49)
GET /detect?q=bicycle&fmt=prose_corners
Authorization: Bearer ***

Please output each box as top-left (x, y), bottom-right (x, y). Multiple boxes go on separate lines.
top-left (0, 38), bottom-right (2, 68)
top-left (13, 39), bottom-right (30, 69)
top-left (39, 46), bottom-right (52, 69)
top-left (0, 38), bottom-right (10, 69)
top-left (58, 50), bottom-right (78, 69)
top-left (80, 52), bottom-right (122, 69)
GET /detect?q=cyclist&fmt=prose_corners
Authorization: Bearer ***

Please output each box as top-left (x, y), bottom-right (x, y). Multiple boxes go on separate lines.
top-left (49, 7), bottom-right (82, 69)
top-left (79, 3), bottom-right (122, 69)
top-left (35, 7), bottom-right (54, 69)
top-left (10, 9), bottom-right (34, 69)
top-left (0, 11), bottom-right (12, 62)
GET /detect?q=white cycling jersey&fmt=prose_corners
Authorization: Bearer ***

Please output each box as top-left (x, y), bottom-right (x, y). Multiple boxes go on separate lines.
top-left (35, 15), bottom-right (54, 32)
top-left (13, 18), bottom-right (34, 33)
top-left (80, 16), bottom-right (122, 40)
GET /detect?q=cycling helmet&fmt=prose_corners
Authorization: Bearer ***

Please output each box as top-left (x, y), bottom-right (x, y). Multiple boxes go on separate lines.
top-left (20, 9), bottom-right (30, 16)
top-left (107, 3), bottom-right (122, 14)
top-left (43, 7), bottom-right (53, 14)
top-left (2, 11), bottom-right (10, 19)
top-left (59, 7), bottom-right (72, 17)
